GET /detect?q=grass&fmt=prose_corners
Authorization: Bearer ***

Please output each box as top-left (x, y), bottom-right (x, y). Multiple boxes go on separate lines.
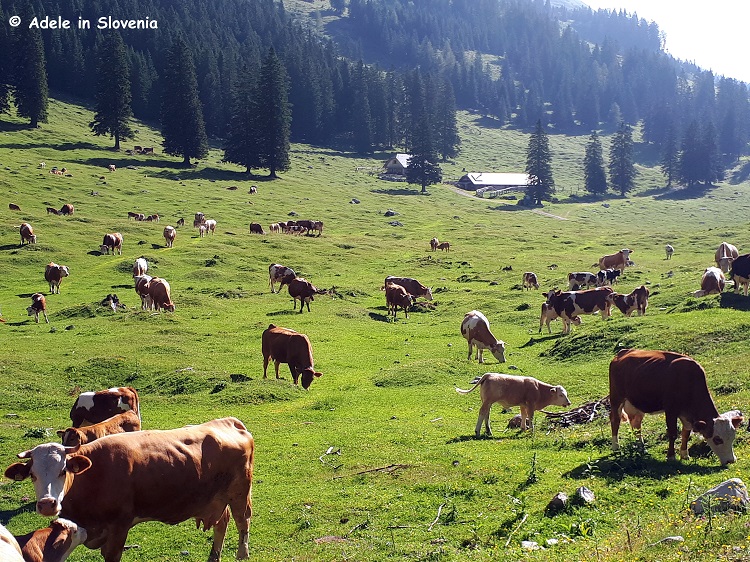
top-left (1, 98), bottom-right (750, 561)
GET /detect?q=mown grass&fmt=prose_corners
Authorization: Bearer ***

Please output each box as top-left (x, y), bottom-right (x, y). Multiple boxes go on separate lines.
top-left (1, 98), bottom-right (750, 561)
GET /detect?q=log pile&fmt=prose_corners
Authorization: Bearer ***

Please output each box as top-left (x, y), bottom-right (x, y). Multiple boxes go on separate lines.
top-left (541, 396), bottom-right (611, 428)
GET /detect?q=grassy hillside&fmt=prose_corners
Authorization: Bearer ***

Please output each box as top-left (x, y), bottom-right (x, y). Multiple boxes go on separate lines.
top-left (1, 99), bottom-right (750, 562)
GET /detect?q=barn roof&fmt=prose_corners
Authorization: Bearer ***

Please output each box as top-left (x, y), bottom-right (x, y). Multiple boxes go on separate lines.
top-left (459, 172), bottom-right (531, 187)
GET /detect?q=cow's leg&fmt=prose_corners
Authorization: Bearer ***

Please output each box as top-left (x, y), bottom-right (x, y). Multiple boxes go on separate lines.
top-left (665, 413), bottom-right (679, 460)
top-left (269, 278), bottom-right (275, 293)
top-left (230, 486), bottom-right (253, 560)
top-left (305, 299), bottom-right (311, 313)
top-left (519, 405), bottom-right (529, 430)
top-left (100, 528), bottom-right (130, 562)
top-left (610, 399), bottom-right (623, 452)
top-left (263, 355), bottom-right (270, 379)
top-left (42, 310), bottom-right (49, 323)
top-left (275, 361), bottom-right (282, 380)
top-left (477, 348), bottom-right (484, 364)
top-left (466, 342), bottom-right (473, 361)
top-left (476, 401), bottom-right (492, 437)
top-left (678, 419), bottom-right (692, 460)
top-left (208, 507), bottom-right (230, 562)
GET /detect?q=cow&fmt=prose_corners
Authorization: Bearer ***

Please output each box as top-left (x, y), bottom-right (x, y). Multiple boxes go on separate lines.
top-left (69, 387), bottom-right (141, 427)
top-left (539, 302), bottom-right (581, 334)
top-left (249, 185), bottom-right (257, 194)
top-left (609, 285), bottom-right (650, 316)
top-left (44, 262), bottom-right (70, 294)
top-left (456, 373), bottom-right (570, 435)
top-left (27, 293), bottom-right (48, 323)
top-left (145, 214), bottom-right (159, 222)
top-left (385, 282), bottom-right (413, 319)
top-left (729, 254), bottom-right (750, 296)
top-left (249, 222), bottom-right (265, 234)
top-left (134, 213), bottom-right (146, 221)
top-left (176, 217), bottom-right (185, 227)
top-left (522, 272), bottom-right (539, 290)
top-left (384, 276), bottom-right (433, 301)
top-left (288, 277), bottom-right (319, 313)
top-left (542, 287), bottom-right (614, 334)
top-left (460, 310), bottom-right (506, 363)
top-left (567, 271), bottom-right (598, 290)
top-left (108, 164), bottom-right (116, 172)
top-left (665, 244), bottom-right (674, 259)
top-left (261, 324), bottom-right (322, 389)
top-left (163, 225), bottom-right (176, 248)
top-left (437, 241), bottom-right (451, 252)
top-left (430, 237), bottom-right (439, 251)
top-left (132, 257), bottom-right (148, 278)
top-left (100, 233), bottom-right (123, 255)
top-left (311, 220), bottom-right (324, 236)
top-left (59, 204), bottom-right (74, 216)
top-left (0, 523), bottom-right (22, 562)
top-left (596, 268), bottom-right (622, 287)
top-left (134, 275), bottom-right (153, 310)
top-left (2, 519), bottom-right (87, 562)
top-left (715, 242), bottom-right (739, 273)
top-left (269, 264), bottom-right (297, 294)
top-left (57, 410), bottom-right (141, 448)
top-left (101, 294), bottom-right (121, 312)
top-left (199, 225), bottom-right (207, 238)
top-left (47, 206), bottom-right (59, 215)
top-left (598, 249), bottom-right (632, 272)
top-left (609, 348), bottom-right (742, 465)
top-left (193, 212), bottom-right (206, 228)
top-left (693, 266), bottom-right (725, 297)
top-left (269, 223), bottom-right (281, 233)
top-left (296, 219), bottom-right (315, 233)
top-left (142, 146), bottom-right (155, 154)
top-left (205, 219), bottom-right (217, 234)
top-left (4, 418), bottom-right (254, 562)
top-left (38, 161), bottom-right (46, 168)
top-left (20, 223), bottom-right (36, 245)
top-left (9, 203), bottom-right (21, 211)
top-left (148, 277), bottom-right (175, 312)
top-left (133, 145), bottom-right (143, 153)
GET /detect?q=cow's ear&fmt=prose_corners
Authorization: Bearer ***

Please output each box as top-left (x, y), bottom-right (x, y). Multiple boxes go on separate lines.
top-left (693, 420), bottom-right (708, 433)
top-left (314, 371), bottom-right (323, 378)
top-left (66, 455), bottom-right (92, 475)
top-left (56, 429), bottom-right (65, 438)
top-left (550, 387), bottom-right (556, 393)
top-left (5, 462), bottom-right (31, 481)
top-left (542, 292), bottom-right (548, 298)
top-left (731, 416), bottom-right (744, 429)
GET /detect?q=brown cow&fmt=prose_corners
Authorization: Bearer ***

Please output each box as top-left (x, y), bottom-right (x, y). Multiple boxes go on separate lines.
top-left (193, 212), bottom-right (206, 228)
top-left (460, 310), bottom-right (505, 363)
top-left (57, 410), bottom-right (141, 448)
top-left (69, 387), bottom-right (140, 427)
top-left (261, 324), bottom-right (322, 389)
top-left (249, 222), bottom-right (265, 234)
top-left (715, 242), bottom-right (739, 273)
top-left (268, 264), bottom-right (296, 294)
top-left (4, 418), bottom-right (254, 562)
top-left (609, 285), bottom-right (649, 316)
top-left (27, 293), bottom-right (48, 323)
top-left (148, 278), bottom-right (175, 312)
top-left (456, 373), bottom-right (570, 435)
top-left (45, 262), bottom-right (70, 294)
top-left (2, 519), bottom-right (87, 562)
top-left (134, 274), bottom-right (152, 310)
top-left (288, 277), bottom-right (319, 313)
top-left (59, 204), bottom-right (74, 216)
top-left (385, 283), bottom-right (413, 319)
top-left (100, 233), bottom-right (123, 255)
top-left (610, 349), bottom-right (742, 465)
top-left (538, 302), bottom-right (581, 334)
top-left (384, 276), bottom-right (432, 301)
top-left (542, 287), bottom-right (614, 334)
top-left (598, 248), bottom-right (632, 272)
top-left (437, 241), bottom-right (450, 252)
top-left (163, 225), bottom-right (176, 248)
top-left (311, 220), bottom-right (324, 236)
top-left (20, 223), bottom-right (36, 245)
top-left (522, 272), bottom-right (539, 290)
top-left (692, 266), bottom-right (725, 297)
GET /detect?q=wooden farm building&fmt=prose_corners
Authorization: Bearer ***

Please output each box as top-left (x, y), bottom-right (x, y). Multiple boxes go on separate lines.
top-left (383, 153), bottom-right (412, 175)
top-left (456, 172), bottom-right (531, 192)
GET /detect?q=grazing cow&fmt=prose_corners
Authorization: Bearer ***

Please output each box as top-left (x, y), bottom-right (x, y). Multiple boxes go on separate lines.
top-left (289, 225), bottom-right (307, 235)
top-left (20, 223), bottom-right (36, 245)
top-left (59, 204), bottom-right (74, 216)
top-left (44, 262), bottom-right (70, 294)
top-left (249, 185), bottom-right (257, 194)
top-left (311, 220), bottom-right (324, 236)
top-left (665, 244), bottom-right (674, 259)
top-left (145, 214), bottom-right (159, 222)
top-left (176, 217), bottom-right (185, 227)
top-left (27, 293), bottom-right (48, 323)
top-left (261, 324), bottom-right (322, 389)
top-left (437, 241), bottom-right (451, 252)
top-left (134, 213), bottom-right (146, 221)
top-left (0, 523), bottom-right (23, 562)
top-left (385, 282), bottom-right (413, 319)
top-left (47, 206), bottom-right (59, 215)
top-left (542, 287), bottom-right (614, 334)
top-left (269, 223), bottom-right (281, 233)
top-left (133, 145), bottom-right (143, 153)
top-left (430, 237), bottom-right (439, 251)
top-left (598, 248), bottom-right (632, 272)
top-left (205, 219), bottom-right (217, 234)
top-left (39, 161), bottom-right (46, 168)
top-left (199, 225), bottom-right (207, 238)
top-left (609, 285), bottom-right (650, 316)
top-left (249, 222), bottom-right (265, 234)
top-left (456, 373), bottom-right (570, 435)
top-left (596, 268), bottom-right (622, 287)
top-left (142, 146), bottom-right (154, 154)
top-left (715, 242), bottom-right (739, 273)
top-left (729, 253), bottom-right (750, 296)
top-left (100, 233), bottom-right (123, 255)
top-left (567, 271), bottom-right (598, 290)
top-left (461, 310), bottom-right (506, 363)
top-left (268, 264), bottom-right (297, 294)
top-left (609, 348), bottom-right (742, 465)
top-left (522, 272), bottom-right (539, 290)
top-left (288, 277), bottom-right (319, 313)
top-left (693, 266), bottom-right (725, 297)
top-left (193, 212), bottom-right (206, 228)
top-left (148, 278), bottom-right (175, 312)
top-left (163, 225), bottom-right (176, 247)
top-left (2, 519), bottom-right (87, 562)
top-left (108, 164), bottom-right (116, 172)
top-left (539, 302), bottom-right (581, 334)
top-left (69, 387), bottom-right (141, 427)
top-left (57, 410), bottom-right (141, 448)
top-left (134, 274), bottom-right (153, 310)
top-left (132, 257), bottom-right (148, 278)
top-left (9, 203), bottom-right (21, 211)
top-left (384, 276), bottom-right (433, 301)
top-left (4, 418), bottom-right (254, 562)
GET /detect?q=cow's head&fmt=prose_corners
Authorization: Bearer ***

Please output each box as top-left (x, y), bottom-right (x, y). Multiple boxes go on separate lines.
top-left (4, 443), bottom-right (91, 516)
top-left (44, 518), bottom-right (88, 558)
top-left (163, 302), bottom-right (176, 312)
top-left (26, 306), bottom-right (36, 317)
top-left (56, 428), bottom-right (85, 448)
top-left (100, 244), bottom-right (109, 255)
top-left (621, 249), bottom-right (632, 259)
top-left (301, 368), bottom-right (323, 390)
top-left (424, 288), bottom-right (433, 301)
top-left (490, 340), bottom-right (506, 363)
top-left (550, 385), bottom-right (571, 408)
top-left (693, 415), bottom-right (743, 466)
top-left (59, 265), bottom-right (70, 278)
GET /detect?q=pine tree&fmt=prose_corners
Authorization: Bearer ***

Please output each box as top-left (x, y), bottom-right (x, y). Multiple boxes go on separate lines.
top-left (608, 122), bottom-right (636, 196)
top-left (525, 120), bottom-right (554, 204)
top-left (0, 3), bottom-right (12, 114)
top-left (254, 47), bottom-right (292, 178)
top-left (584, 132), bottom-right (607, 195)
top-left (161, 37), bottom-right (208, 166)
top-left (90, 33), bottom-right (133, 150)
top-left (678, 121), bottom-right (701, 187)
top-left (659, 122), bottom-right (678, 187)
top-left (12, 4), bottom-right (48, 127)
top-left (700, 120), bottom-right (723, 186)
top-left (222, 72), bottom-right (259, 173)
top-left (434, 77), bottom-right (460, 161)
top-left (405, 112), bottom-right (442, 194)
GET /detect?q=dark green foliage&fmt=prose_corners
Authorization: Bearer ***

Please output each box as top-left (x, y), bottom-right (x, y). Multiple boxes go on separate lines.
top-left (0, 3), bottom-right (10, 114)
top-left (608, 121), bottom-right (636, 196)
top-left (584, 132), bottom-right (607, 195)
top-left (678, 120), bottom-right (702, 187)
top-left (89, 33), bottom-right (133, 150)
top-left (660, 122), bottom-right (678, 187)
top-left (526, 120), bottom-right (554, 204)
top-left (11, 3), bottom-right (48, 127)
top-left (405, 113), bottom-right (443, 193)
top-left (223, 72), bottom-right (259, 173)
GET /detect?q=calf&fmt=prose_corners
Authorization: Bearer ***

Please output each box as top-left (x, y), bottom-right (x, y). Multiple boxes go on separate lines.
top-left (288, 277), bottom-right (319, 313)
top-left (199, 225), bottom-right (207, 238)
top-left (132, 257), bottom-right (148, 278)
top-left (715, 242), bottom-right (739, 273)
top-left (598, 248), bottom-right (632, 272)
top-left (729, 253), bottom-right (750, 296)
top-left (456, 373), bottom-right (570, 435)
top-left (163, 225), bottom-right (176, 247)
top-left (249, 222), bottom-right (265, 234)
top-left (385, 283), bottom-right (413, 319)
top-left (262, 324), bottom-right (322, 389)
top-left (20, 223), bottom-right (36, 245)
top-left (70, 387), bottom-right (141, 427)
top-left (8, 203), bottom-right (21, 211)
top-left (384, 276), bottom-right (433, 301)
top-left (437, 241), bottom-right (451, 252)
top-left (59, 204), bottom-right (74, 216)
top-left (176, 217), bottom-right (185, 227)
top-left (57, 410), bottom-right (141, 448)
top-left (693, 266), bottom-right (725, 297)
top-left (27, 293), bottom-right (48, 323)
top-left (269, 264), bottom-right (297, 294)
top-left (430, 237), bottom-right (439, 251)
top-left (148, 278), bottom-right (175, 312)
top-left (665, 244), bottom-right (674, 259)
top-left (596, 268), bottom-right (622, 286)
top-left (538, 302), bottom-right (581, 334)
top-left (460, 310), bottom-right (506, 363)
top-left (609, 348), bottom-right (742, 465)
top-left (609, 285), bottom-right (649, 316)
top-left (2, 519), bottom-right (87, 562)
top-left (568, 271), bottom-right (598, 290)
top-left (522, 272), bottom-right (539, 290)
top-left (100, 232), bottom-right (123, 255)
top-left (193, 212), bottom-right (205, 228)
top-left (543, 287), bottom-right (614, 334)
top-left (44, 262), bottom-right (70, 294)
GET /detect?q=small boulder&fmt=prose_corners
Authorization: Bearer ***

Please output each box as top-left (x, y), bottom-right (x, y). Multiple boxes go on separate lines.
top-left (573, 486), bottom-right (595, 505)
top-left (389, 221), bottom-right (403, 227)
top-left (521, 541), bottom-right (541, 551)
top-left (691, 478), bottom-right (749, 515)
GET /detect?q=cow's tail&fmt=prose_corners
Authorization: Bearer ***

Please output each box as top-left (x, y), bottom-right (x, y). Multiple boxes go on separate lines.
top-left (455, 374), bottom-right (487, 394)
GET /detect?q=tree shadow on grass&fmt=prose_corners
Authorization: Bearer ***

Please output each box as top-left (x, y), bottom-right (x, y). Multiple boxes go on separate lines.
top-left (488, 204), bottom-right (525, 212)
top-left (370, 188), bottom-right (422, 196)
top-left (653, 183), bottom-right (720, 200)
top-left (0, 141), bottom-right (101, 151)
top-left (0, 244), bottom-right (20, 251)
top-left (0, 502), bottom-right (36, 523)
top-left (729, 161), bottom-right (750, 185)
top-left (520, 334), bottom-right (561, 347)
top-left (267, 310), bottom-right (303, 317)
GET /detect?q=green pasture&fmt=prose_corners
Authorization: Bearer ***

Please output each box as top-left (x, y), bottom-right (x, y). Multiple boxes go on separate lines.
top-left (1, 99), bottom-right (750, 561)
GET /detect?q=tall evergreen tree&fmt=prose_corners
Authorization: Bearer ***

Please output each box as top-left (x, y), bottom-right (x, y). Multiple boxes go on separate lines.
top-left (254, 47), bottom-right (292, 178)
top-left (161, 36), bottom-right (208, 166)
top-left (699, 121), bottom-right (723, 186)
top-left (608, 122), bottom-right (636, 196)
top-left (12, 4), bottom-right (48, 127)
top-left (525, 120), bottom-right (554, 205)
top-left (90, 33), bottom-right (133, 150)
top-left (678, 120), bottom-right (701, 187)
top-left (0, 3), bottom-right (11, 114)
top-left (584, 132), bottom-right (607, 195)
top-left (222, 72), bottom-right (259, 173)
top-left (405, 112), bottom-right (442, 194)
top-left (434, 77), bottom-right (460, 161)
top-left (659, 122), bottom-right (678, 188)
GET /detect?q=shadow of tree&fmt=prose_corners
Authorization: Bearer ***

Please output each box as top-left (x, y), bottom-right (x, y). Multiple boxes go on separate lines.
top-left (729, 161), bottom-right (750, 185)
top-left (370, 188), bottom-right (421, 196)
top-left (653, 183), bottom-right (719, 200)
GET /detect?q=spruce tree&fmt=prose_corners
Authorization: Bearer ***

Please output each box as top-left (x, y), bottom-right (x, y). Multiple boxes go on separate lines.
top-left (608, 122), bottom-right (636, 196)
top-left (435, 77), bottom-right (460, 161)
top-left (90, 33), bottom-right (133, 150)
top-left (700, 121), bottom-right (723, 186)
top-left (12, 5), bottom-right (48, 127)
top-left (584, 132), bottom-right (607, 195)
top-left (254, 47), bottom-right (292, 178)
top-left (0, 3), bottom-right (11, 114)
top-left (678, 121), bottom-right (701, 187)
top-left (223, 72), bottom-right (259, 173)
top-left (525, 120), bottom-right (554, 205)
top-left (161, 37), bottom-right (208, 166)
top-left (405, 112), bottom-right (442, 194)
top-left (659, 122), bottom-right (678, 188)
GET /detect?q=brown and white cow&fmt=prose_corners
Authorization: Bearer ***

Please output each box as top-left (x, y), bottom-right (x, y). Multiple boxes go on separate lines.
top-left (598, 248), bottom-right (632, 272)
top-left (148, 278), bottom-right (175, 312)
top-left (193, 212), bottom-right (206, 228)
top-left (384, 276), bottom-right (433, 301)
top-left (715, 242), bottom-right (740, 273)
top-left (609, 348), bottom-right (742, 465)
top-left (693, 266), bottom-right (725, 297)
top-left (430, 237), bottom-right (439, 251)
top-left (288, 277), bottom-right (319, 313)
top-left (311, 220), bottom-right (324, 236)
top-left (249, 223), bottom-right (265, 234)
top-left (269, 223), bottom-right (281, 234)
top-left (108, 164), bottom-right (116, 172)
top-left (729, 253), bottom-right (750, 296)
top-left (2, 519), bottom-right (87, 562)
top-left (27, 293), bottom-right (48, 323)
top-left (567, 271), bottom-right (598, 290)
top-left (44, 262), bottom-right (70, 294)
top-left (522, 272), bottom-right (539, 290)
top-left (100, 233), bottom-right (123, 255)
top-left (57, 410), bottom-right (141, 448)
top-left (69, 387), bottom-right (141, 427)
top-left (542, 287), bottom-right (613, 334)
top-left (205, 219), bottom-right (217, 234)
top-left (385, 283), bottom-right (413, 319)
top-left (134, 274), bottom-right (152, 310)
top-left (163, 225), bottom-right (176, 248)
top-left (145, 214), bottom-right (159, 222)
top-left (437, 241), bottom-right (450, 252)
top-left (59, 204), bottom-right (74, 216)
top-left (20, 223), bottom-right (36, 245)
top-left (460, 310), bottom-right (506, 363)
top-left (538, 302), bottom-right (581, 334)
top-left (456, 373), bottom-right (570, 435)
top-left (4, 418), bottom-right (254, 562)
top-left (132, 257), bottom-right (148, 278)
top-left (268, 264), bottom-right (297, 294)
top-left (262, 324), bottom-right (322, 389)
top-left (609, 285), bottom-right (649, 316)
